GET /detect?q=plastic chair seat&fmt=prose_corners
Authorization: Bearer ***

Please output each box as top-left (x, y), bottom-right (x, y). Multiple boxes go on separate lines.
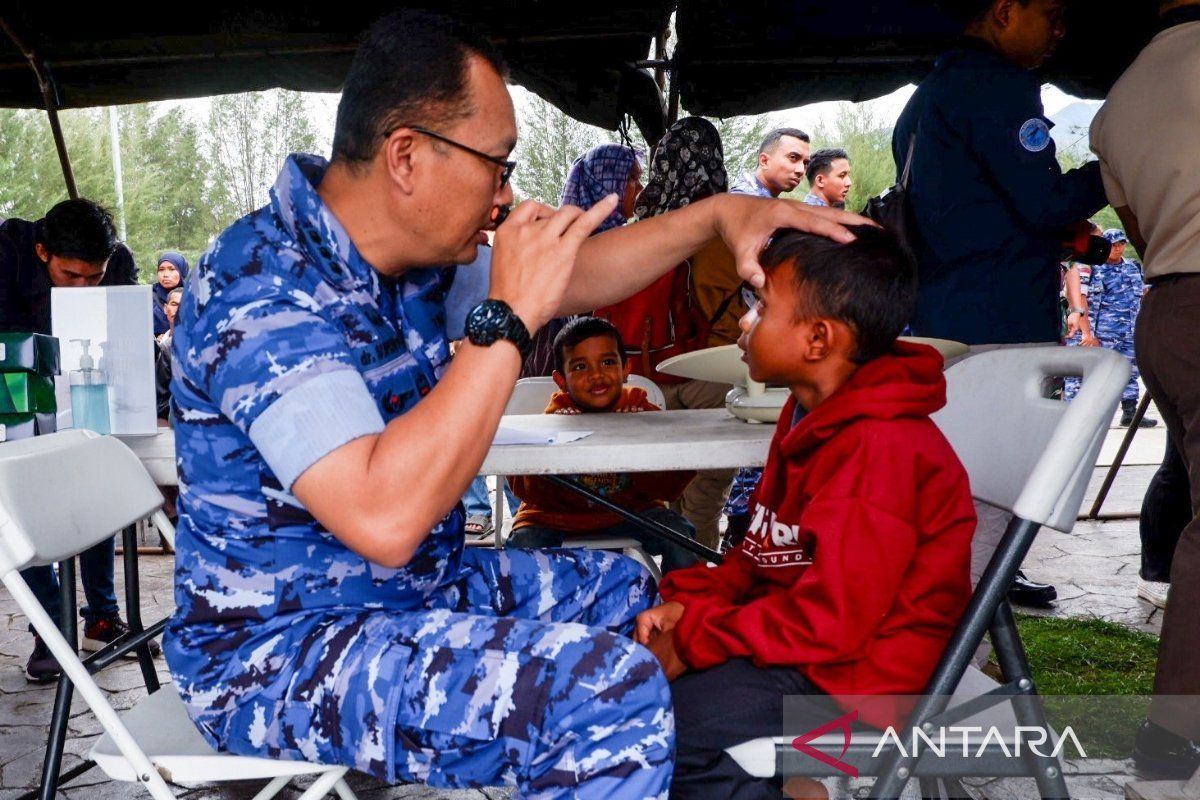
top-left (727, 667), bottom-right (1037, 779)
top-left (90, 685), bottom-right (346, 784)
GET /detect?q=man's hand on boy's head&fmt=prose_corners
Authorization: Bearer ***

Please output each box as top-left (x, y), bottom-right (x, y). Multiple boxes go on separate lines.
top-left (714, 194), bottom-right (871, 289)
top-left (635, 601), bottom-right (685, 645)
top-left (646, 628), bottom-right (687, 681)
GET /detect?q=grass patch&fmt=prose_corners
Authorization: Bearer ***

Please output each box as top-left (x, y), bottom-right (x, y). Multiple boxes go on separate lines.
top-left (990, 615), bottom-right (1159, 757)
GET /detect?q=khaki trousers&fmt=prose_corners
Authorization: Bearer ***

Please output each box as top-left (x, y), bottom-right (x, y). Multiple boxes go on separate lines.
top-left (1135, 276), bottom-right (1200, 739)
top-left (657, 379), bottom-right (737, 551)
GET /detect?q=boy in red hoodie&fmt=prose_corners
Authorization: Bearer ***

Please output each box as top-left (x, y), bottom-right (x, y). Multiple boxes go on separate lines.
top-left (637, 226), bottom-right (977, 799)
top-left (507, 316), bottom-right (700, 572)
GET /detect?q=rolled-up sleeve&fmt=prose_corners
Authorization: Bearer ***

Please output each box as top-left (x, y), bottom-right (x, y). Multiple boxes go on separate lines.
top-left (194, 277), bottom-right (385, 489)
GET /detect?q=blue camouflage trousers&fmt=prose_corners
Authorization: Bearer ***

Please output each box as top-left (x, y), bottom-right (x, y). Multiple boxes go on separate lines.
top-left (182, 547), bottom-right (673, 800)
top-left (1064, 332), bottom-right (1140, 402)
top-left (399, 547), bottom-right (673, 798)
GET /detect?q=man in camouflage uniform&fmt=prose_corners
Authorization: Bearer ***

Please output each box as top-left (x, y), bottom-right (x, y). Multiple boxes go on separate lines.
top-left (164, 10), bottom-right (858, 798)
top-left (1088, 229), bottom-right (1155, 427)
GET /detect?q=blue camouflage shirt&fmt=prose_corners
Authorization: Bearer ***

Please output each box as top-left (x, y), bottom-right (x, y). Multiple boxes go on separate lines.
top-left (165, 153), bottom-right (467, 773)
top-left (1085, 257), bottom-right (1145, 339)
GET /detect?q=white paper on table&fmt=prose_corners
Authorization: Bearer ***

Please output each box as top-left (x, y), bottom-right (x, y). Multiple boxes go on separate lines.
top-left (51, 286), bottom-right (157, 435)
top-left (493, 427), bottom-right (593, 446)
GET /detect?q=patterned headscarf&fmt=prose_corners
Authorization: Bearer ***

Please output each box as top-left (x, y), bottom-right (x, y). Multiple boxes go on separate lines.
top-left (558, 144), bottom-right (640, 234)
top-left (634, 117), bottom-right (727, 220)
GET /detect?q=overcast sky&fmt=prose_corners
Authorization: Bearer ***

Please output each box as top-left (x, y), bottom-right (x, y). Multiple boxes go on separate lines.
top-left (165, 81), bottom-right (1095, 160)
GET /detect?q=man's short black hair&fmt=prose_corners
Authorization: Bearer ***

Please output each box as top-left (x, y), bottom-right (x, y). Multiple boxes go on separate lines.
top-left (37, 199), bottom-right (118, 264)
top-left (761, 225), bottom-right (916, 364)
top-left (332, 9), bottom-right (508, 167)
top-left (758, 127), bottom-right (811, 156)
top-left (943, 0), bottom-right (1038, 25)
top-left (805, 148), bottom-right (850, 185)
top-left (552, 316), bottom-right (625, 374)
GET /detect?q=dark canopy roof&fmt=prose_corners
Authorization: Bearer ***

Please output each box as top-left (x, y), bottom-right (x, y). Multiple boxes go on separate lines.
top-left (0, 2), bottom-right (673, 136)
top-left (674, 0), bottom-right (1164, 117)
top-left (1, 1), bottom-right (1163, 139)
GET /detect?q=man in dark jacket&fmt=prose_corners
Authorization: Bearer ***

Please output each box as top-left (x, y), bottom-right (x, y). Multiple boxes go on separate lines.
top-left (0, 199), bottom-right (138, 334)
top-left (894, 0), bottom-right (1108, 608)
top-left (0, 198), bottom-right (157, 682)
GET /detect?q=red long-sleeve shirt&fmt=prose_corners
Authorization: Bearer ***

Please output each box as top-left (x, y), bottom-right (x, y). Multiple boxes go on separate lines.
top-left (659, 342), bottom-right (976, 729)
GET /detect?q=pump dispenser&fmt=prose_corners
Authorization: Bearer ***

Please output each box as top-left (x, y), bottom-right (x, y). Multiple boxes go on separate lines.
top-left (69, 338), bottom-right (111, 434)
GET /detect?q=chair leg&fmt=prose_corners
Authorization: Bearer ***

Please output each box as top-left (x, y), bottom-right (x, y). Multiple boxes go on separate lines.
top-left (122, 525), bottom-right (160, 692)
top-left (990, 602), bottom-right (1070, 800)
top-left (150, 509), bottom-right (176, 550)
top-left (3, 571), bottom-right (177, 800)
top-left (333, 777), bottom-right (361, 800)
top-left (295, 769), bottom-right (351, 800)
top-left (248, 775), bottom-right (292, 800)
top-left (38, 557), bottom-right (78, 800)
top-left (492, 475), bottom-right (506, 549)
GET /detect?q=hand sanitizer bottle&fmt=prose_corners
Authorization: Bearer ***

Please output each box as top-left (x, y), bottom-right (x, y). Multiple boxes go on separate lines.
top-left (69, 338), bottom-right (111, 434)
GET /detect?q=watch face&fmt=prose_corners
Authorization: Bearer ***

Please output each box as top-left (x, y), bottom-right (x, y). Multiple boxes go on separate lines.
top-left (467, 299), bottom-right (525, 353)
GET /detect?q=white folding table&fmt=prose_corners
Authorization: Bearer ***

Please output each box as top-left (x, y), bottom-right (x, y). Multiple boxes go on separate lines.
top-left (121, 408), bottom-right (774, 561)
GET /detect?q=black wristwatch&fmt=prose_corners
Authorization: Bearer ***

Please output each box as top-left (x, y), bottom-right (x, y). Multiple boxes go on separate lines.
top-left (465, 299), bottom-right (532, 359)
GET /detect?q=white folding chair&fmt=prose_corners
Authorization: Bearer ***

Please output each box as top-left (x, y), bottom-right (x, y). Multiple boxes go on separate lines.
top-left (0, 430), bottom-right (359, 800)
top-left (497, 376), bottom-right (671, 577)
top-left (725, 346), bottom-right (1130, 799)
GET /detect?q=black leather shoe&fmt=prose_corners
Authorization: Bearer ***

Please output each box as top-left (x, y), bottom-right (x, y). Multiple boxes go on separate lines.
top-left (1134, 720), bottom-right (1200, 779)
top-left (1007, 570), bottom-right (1057, 608)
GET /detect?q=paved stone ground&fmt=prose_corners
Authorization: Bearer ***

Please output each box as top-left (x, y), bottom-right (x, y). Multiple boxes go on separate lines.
top-left (0, 416), bottom-right (1173, 799)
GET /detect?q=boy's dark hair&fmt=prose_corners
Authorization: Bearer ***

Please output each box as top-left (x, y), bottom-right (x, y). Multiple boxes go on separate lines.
top-left (37, 199), bottom-right (118, 263)
top-left (552, 316), bottom-right (626, 375)
top-left (805, 148), bottom-right (850, 185)
top-left (761, 224), bottom-right (916, 364)
top-left (332, 10), bottom-right (508, 167)
top-left (757, 127), bottom-right (811, 156)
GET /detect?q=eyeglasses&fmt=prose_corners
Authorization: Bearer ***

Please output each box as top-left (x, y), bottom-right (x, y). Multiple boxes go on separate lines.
top-left (398, 125), bottom-right (516, 188)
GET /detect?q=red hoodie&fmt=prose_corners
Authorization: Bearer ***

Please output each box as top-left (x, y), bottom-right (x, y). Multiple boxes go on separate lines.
top-left (659, 342), bottom-right (976, 729)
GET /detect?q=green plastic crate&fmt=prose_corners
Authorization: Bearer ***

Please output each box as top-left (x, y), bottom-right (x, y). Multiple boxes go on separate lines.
top-left (0, 332), bottom-right (60, 376)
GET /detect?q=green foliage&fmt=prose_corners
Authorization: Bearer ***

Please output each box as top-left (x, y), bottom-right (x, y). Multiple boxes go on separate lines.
top-left (206, 90), bottom-right (320, 221)
top-left (787, 102), bottom-right (897, 212)
top-left (511, 95), bottom-right (610, 205)
top-left (511, 91), bottom-right (780, 207)
top-left (0, 91), bottom-right (320, 283)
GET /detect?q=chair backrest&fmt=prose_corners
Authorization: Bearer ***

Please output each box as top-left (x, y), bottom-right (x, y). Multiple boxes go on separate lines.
top-left (932, 346), bottom-right (1128, 532)
top-left (0, 430), bottom-right (164, 575)
top-left (504, 375), bottom-right (667, 415)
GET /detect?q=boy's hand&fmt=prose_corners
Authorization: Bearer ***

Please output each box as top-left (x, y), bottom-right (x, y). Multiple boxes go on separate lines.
top-left (635, 601), bottom-right (685, 645)
top-left (646, 628), bottom-right (687, 681)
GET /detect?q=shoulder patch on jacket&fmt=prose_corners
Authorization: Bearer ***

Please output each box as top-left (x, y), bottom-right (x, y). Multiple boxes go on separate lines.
top-left (1018, 118), bottom-right (1051, 152)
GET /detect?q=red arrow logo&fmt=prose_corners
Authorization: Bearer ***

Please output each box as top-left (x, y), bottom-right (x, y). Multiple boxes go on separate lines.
top-left (790, 709), bottom-right (860, 778)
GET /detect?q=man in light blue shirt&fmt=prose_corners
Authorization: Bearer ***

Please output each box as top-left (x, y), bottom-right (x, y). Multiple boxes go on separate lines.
top-left (803, 148), bottom-right (853, 209)
top-left (731, 127), bottom-right (811, 198)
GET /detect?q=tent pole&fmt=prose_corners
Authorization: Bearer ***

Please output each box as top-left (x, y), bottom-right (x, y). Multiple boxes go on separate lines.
top-left (0, 15), bottom-right (78, 198)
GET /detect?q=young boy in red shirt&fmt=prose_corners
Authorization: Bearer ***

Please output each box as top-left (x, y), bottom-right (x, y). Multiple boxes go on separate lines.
top-left (636, 226), bottom-right (977, 798)
top-left (507, 316), bottom-right (699, 572)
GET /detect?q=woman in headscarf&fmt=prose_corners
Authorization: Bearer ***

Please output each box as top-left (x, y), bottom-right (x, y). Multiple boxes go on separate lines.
top-left (153, 251), bottom-right (188, 338)
top-left (518, 143), bottom-right (642, 378)
top-left (632, 116), bottom-right (727, 220)
top-left (597, 117), bottom-right (744, 552)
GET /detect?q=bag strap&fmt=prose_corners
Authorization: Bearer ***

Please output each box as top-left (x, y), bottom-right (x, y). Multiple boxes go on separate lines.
top-left (899, 133), bottom-right (916, 189)
top-left (707, 281), bottom-right (749, 327)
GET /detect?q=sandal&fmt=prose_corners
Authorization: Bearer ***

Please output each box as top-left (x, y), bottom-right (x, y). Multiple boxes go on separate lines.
top-left (464, 515), bottom-right (495, 539)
